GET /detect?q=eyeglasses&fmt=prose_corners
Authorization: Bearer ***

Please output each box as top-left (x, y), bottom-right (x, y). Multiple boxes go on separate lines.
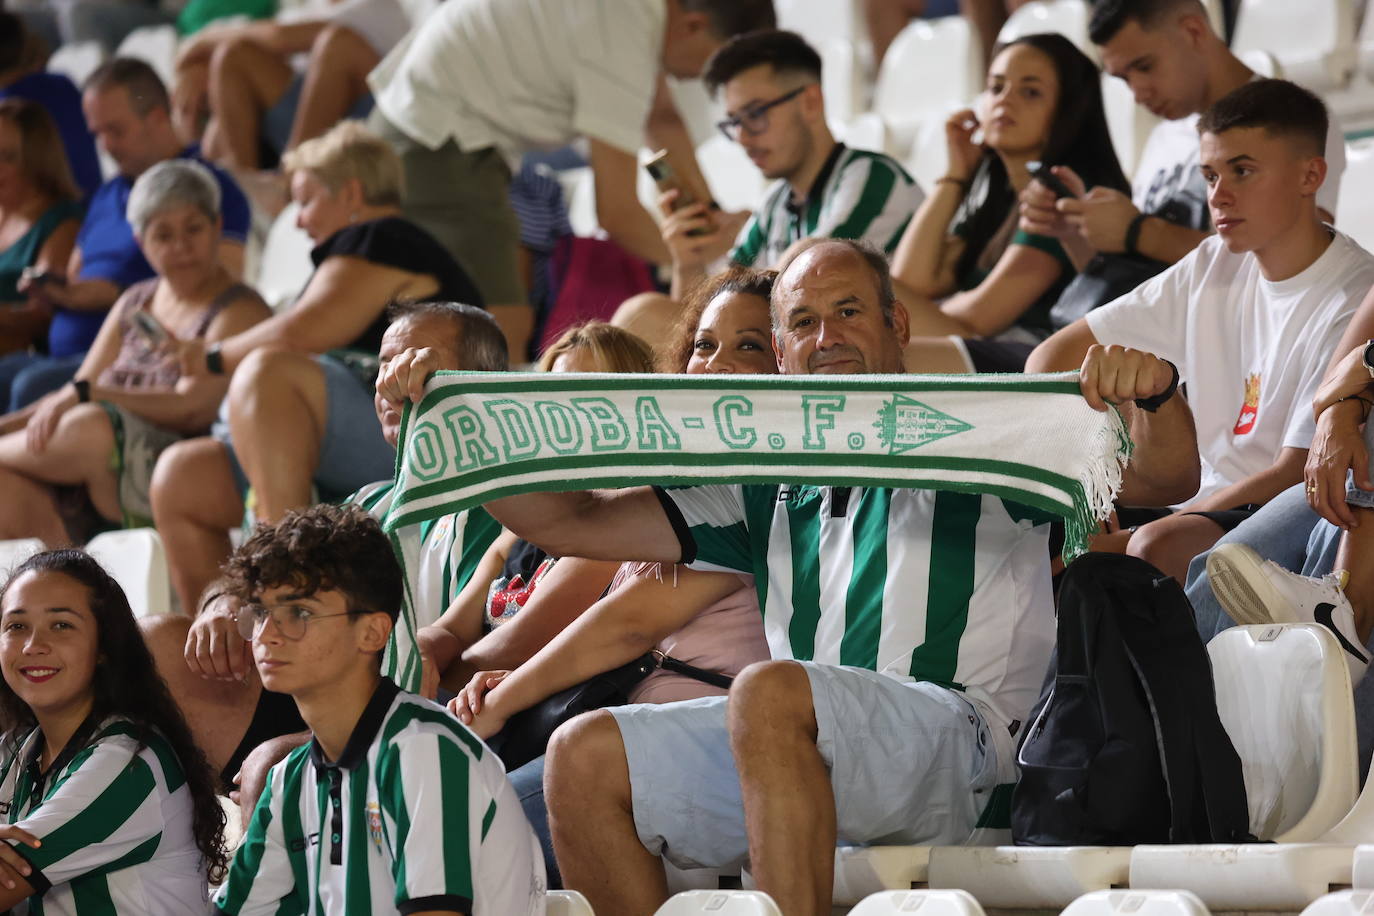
top-left (235, 603), bottom-right (357, 642)
top-left (715, 86), bottom-right (808, 142)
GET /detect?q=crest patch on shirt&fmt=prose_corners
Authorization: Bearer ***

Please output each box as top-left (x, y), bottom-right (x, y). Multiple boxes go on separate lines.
top-left (1233, 373), bottom-right (1260, 435)
top-left (367, 801), bottom-right (384, 849)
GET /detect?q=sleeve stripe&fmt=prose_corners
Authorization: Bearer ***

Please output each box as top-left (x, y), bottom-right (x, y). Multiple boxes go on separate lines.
top-left (436, 738), bottom-right (474, 901)
top-left (480, 799), bottom-right (497, 841)
top-left (830, 158), bottom-right (899, 241)
top-left (28, 756), bottom-right (156, 869)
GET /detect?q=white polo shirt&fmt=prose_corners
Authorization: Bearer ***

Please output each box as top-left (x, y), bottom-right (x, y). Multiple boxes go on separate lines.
top-left (369, 0), bottom-right (665, 157)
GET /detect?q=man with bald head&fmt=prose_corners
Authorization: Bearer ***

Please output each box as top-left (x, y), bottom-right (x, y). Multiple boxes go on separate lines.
top-left (475, 239), bottom-right (1199, 915)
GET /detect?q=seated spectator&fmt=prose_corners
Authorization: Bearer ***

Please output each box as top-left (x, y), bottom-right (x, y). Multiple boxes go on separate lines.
top-left (0, 549), bottom-right (227, 910)
top-left (366, 0), bottom-right (775, 359)
top-left (140, 301), bottom-right (505, 816)
top-left (172, 0), bottom-right (411, 175)
top-left (211, 503), bottom-right (545, 915)
top-left (0, 100), bottom-right (83, 357)
top-left (0, 58), bottom-right (250, 414)
top-left (0, 160), bottom-right (269, 545)
top-left (10, 0), bottom-right (174, 54)
top-left (150, 120), bottom-right (483, 615)
top-left (0, 13), bottom-right (100, 198)
top-left (1027, 80), bottom-right (1374, 583)
top-left (647, 31), bottom-right (922, 304)
top-left (889, 33), bottom-right (1128, 373)
top-left (476, 238), bottom-right (1195, 914)
top-left (1021, 0), bottom-right (1345, 280)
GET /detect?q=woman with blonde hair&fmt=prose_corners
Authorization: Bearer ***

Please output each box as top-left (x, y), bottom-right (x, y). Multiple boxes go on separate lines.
top-left (536, 320), bottom-right (655, 374)
top-left (0, 98), bottom-right (82, 358)
top-left (152, 120), bottom-right (485, 614)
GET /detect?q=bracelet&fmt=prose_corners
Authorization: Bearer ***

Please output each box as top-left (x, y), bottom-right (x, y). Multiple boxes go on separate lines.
top-left (1134, 360), bottom-right (1179, 413)
top-left (72, 379), bottom-right (90, 403)
top-left (205, 344), bottom-right (225, 376)
top-left (1124, 213), bottom-right (1150, 257)
top-left (1336, 394), bottom-right (1374, 422)
top-left (936, 176), bottom-right (970, 191)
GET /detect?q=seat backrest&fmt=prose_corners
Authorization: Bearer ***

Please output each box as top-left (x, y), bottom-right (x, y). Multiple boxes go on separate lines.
top-left (874, 17), bottom-right (983, 125)
top-left (652, 890), bottom-right (783, 915)
top-left (1337, 141), bottom-right (1374, 253)
top-left (997, 0), bottom-right (1096, 62)
top-left (85, 528), bottom-right (174, 617)
top-left (850, 890), bottom-right (986, 916)
top-left (115, 24), bottom-right (179, 88)
top-left (1207, 623), bottom-right (1358, 841)
top-left (1061, 890), bottom-right (1211, 916)
top-left (546, 890), bottom-right (595, 916)
top-left (0, 539), bottom-right (44, 578)
top-left (255, 202), bottom-right (314, 311)
top-left (1231, 0), bottom-right (1356, 88)
top-left (47, 41), bottom-right (107, 87)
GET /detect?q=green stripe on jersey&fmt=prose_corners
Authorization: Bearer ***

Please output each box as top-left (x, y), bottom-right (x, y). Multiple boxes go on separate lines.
top-left (28, 757), bottom-right (155, 870)
top-left (830, 158), bottom-right (896, 240)
top-left (840, 487), bottom-right (890, 668)
top-left (785, 490), bottom-right (824, 660)
top-left (910, 491), bottom-right (980, 685)
top-left (439, 739), bottom-right (474, 900)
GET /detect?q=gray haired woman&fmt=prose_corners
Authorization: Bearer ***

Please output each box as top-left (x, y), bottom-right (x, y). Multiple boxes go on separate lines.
top-left (0, 159), bottom-right (271, 545)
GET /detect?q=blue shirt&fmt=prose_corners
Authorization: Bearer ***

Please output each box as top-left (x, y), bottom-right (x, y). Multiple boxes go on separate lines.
top-left (0, 71), bottom-right (101, 199)
top-left (56, 146), bottom-right (250, 358)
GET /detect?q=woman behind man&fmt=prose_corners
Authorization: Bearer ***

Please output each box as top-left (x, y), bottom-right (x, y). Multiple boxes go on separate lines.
top-left (151, 119), bottom-right (484, 615)
top-left (0, 159), bottom-right (269, 545)
top-left (0, 99), bottom-right (82, 359)
top-left (892, 32), bottom-right (1128, 373)
top-left (0, 549), bottom-right (226, 911)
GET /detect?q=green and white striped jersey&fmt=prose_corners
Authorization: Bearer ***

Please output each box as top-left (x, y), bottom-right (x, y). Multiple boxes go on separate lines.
top-left (350, 481), bottom-right (502, 693)
top-left (214, 679), bottom-right (544, 916)
top-left (0, 716), bottom-right (207, 915)
top-left (659, 484), bottom-right (1057, 731)
top-left (729, 143), bottom-right (923, 269)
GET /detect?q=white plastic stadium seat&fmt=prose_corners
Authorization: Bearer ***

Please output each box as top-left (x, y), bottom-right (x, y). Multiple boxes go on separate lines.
top-left (546, 889), bottom-right (596, 916)
top-left (694, 134), bottom-right (768, 216)
top-left (1101, 73), bottom-right (1159, 181)
top-left (116, 24), bottom-right (179, 87)
top-left (1337, 141), bottom-right (1374, 252)
top-left (1236, 48), bottom-right (1284, 78)
top-left (1304, 890), bottom-right (1374, 916)
top-left (1129, 624), bottom-right (1360, 910)
top-left (0, 539), bottom-right (44, 576)
top-left (997, 1), bottom-right (1095, 61)
top-left (1231, 0), bottom-right (1357, 91)
top-left (85, 528), bottom-right (174, 617)
top-left (652, 890), bottom-right (782, 915)
top-left (850, 889), bottom-right (987, 916)
top-left (1062, 890), bottom-right (1212, 916)
top-left (832, 846), bottom-right (934, 906)
top-left (1361, 1), bottom-right (1374, 82)
top-left (1357, 845), bottom-right (1374, 888)
top-left (928, 845), bottom-right (1133, 910)
top-left (255, 202), bottom-right (314, 311)
top-left (47, 41), bottom-right (107, 87)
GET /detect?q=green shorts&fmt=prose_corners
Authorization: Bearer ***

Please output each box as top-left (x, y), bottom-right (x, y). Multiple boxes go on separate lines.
top-left (367, 109), bottom-right (525, 306)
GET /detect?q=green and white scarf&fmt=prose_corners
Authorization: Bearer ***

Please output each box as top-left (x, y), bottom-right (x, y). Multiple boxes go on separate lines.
top-left (383, 371), bottom-right (1134, 558)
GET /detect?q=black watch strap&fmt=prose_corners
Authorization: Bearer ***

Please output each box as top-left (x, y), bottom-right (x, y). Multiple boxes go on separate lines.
top-left (1134, 360), bottom-right (1179, 413)
top-left (72, 379), bottom-right (90, 403)
top-left (1124, 213), bottom-right (1150, 257)
top-left (1362, 339), bottom-right (1374, 378)
top-left (205, 344), bottom-right (225, 376)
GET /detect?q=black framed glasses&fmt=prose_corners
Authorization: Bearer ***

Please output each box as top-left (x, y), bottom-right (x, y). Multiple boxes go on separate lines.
top-left (715, 86), bottom-right (808, 141)
top-left (235, 603), bottom-right (357, 642)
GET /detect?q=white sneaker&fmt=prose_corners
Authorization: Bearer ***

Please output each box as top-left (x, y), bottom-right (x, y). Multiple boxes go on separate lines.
top-left (1207, 543), bottom-right (1370, 685)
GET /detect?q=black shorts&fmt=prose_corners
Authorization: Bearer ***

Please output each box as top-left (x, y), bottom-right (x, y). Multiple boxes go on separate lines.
top-left (220, 687), bottom-right (306, 792)
top-left (1117, 503), bottom-right (1261, 534)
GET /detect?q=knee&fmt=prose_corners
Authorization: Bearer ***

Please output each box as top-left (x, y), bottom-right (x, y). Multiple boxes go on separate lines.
top-left (229, 348), bottom-right (310, 402)
top-left (610, 293), bottom-right (676, 346)
top-left (545, 710), bottom-right (627, 806)
top-left (151, 439), bottom-right (222, 518)
top-left (309, 23), bottom-right (371, 66)
top-left (210, 34), bottom-right (259, 75)
top-left (727, 660), bottom-right (815, 736)
top-left (1125, 518), bottom-right (1169, 566)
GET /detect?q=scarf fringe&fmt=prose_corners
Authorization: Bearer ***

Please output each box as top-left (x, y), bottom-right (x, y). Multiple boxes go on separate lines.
top-left (1064, 406), bottom-right (1135, 561)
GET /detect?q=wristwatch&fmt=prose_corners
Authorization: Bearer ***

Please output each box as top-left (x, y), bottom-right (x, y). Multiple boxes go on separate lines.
top-left (1363, 339), bottom-right (1374, 379)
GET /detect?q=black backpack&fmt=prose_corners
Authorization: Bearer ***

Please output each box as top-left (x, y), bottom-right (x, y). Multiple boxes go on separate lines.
top-left (1011, 552), bottom-right (1254, 846)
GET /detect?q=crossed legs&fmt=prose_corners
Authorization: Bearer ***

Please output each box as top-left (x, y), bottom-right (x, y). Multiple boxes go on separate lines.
top-left (0, 403), bottom-right (121, 544)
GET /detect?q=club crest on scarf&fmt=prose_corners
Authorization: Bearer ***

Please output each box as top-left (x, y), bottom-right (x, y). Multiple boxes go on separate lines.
top-left (875, 394), bottom-right (974, 455)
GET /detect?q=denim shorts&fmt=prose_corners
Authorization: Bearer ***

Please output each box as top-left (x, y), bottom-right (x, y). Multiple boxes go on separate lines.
top-left (608, 662), bottom-right (1000, 871)
top-left (212, 353), bottom-right (395, 501)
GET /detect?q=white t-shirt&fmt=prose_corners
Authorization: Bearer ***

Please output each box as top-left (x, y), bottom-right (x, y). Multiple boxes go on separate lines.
top-left (278, 0), bottom-right (412, 62)
top-left (369, 0), bottom-right (665, 157)
top-left (1087, 230), bottom-right (1374, 501)
top-left (1131, 100), bottom-right (1347, 229)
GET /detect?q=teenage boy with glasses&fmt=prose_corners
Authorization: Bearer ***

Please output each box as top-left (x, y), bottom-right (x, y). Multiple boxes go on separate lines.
top-left (660, 29), bottom-right (924, 298)
top-left (212, 503), bottom-right (544, 916)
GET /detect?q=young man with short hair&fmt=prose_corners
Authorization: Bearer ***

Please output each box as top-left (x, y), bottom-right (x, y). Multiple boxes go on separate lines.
top-left (1028, 79), bottom-right (1374, 583)
top-left (662, 29), bottom-right (923, 297)
top-left (366, 0), bottom-right (775, 357)
top-left (212, 503), bottom-right (544, 916)
top-left (458, 239), bottom-right (1195, 915)
top-left (1020, 0), bottom-right (1344, 271)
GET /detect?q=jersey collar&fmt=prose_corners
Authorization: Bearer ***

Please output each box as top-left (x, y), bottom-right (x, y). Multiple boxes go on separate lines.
top-left (309, 677), bottom-right (400, 772)
top-left (785, 141), bottom-right (846, 218)
top-left (24, 712), bottom-right (103, 800)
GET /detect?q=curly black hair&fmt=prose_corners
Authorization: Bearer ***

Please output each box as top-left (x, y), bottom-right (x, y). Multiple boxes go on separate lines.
top-left (0, 551), bottom-right (229, 882)
top-left (223, 503), bottom-right (402, 624)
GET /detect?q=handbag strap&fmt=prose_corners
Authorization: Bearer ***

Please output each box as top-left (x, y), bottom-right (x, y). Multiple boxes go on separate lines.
top-left (652, 650), bottom-right (734, 691)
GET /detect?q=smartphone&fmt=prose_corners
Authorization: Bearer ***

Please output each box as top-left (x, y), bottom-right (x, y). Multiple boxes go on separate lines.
top-left (131, 309), bottom-right (170, 348)
top-left (645, 150), bottom-right (713, 237)
top-left (1028, 161), bottom-right (1075, 200)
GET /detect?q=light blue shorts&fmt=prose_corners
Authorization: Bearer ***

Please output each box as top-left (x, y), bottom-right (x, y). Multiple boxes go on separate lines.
top-left (212, 353), bottom-right (395, 501)
top-left (609, 662), bottom-right (1000, 871)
